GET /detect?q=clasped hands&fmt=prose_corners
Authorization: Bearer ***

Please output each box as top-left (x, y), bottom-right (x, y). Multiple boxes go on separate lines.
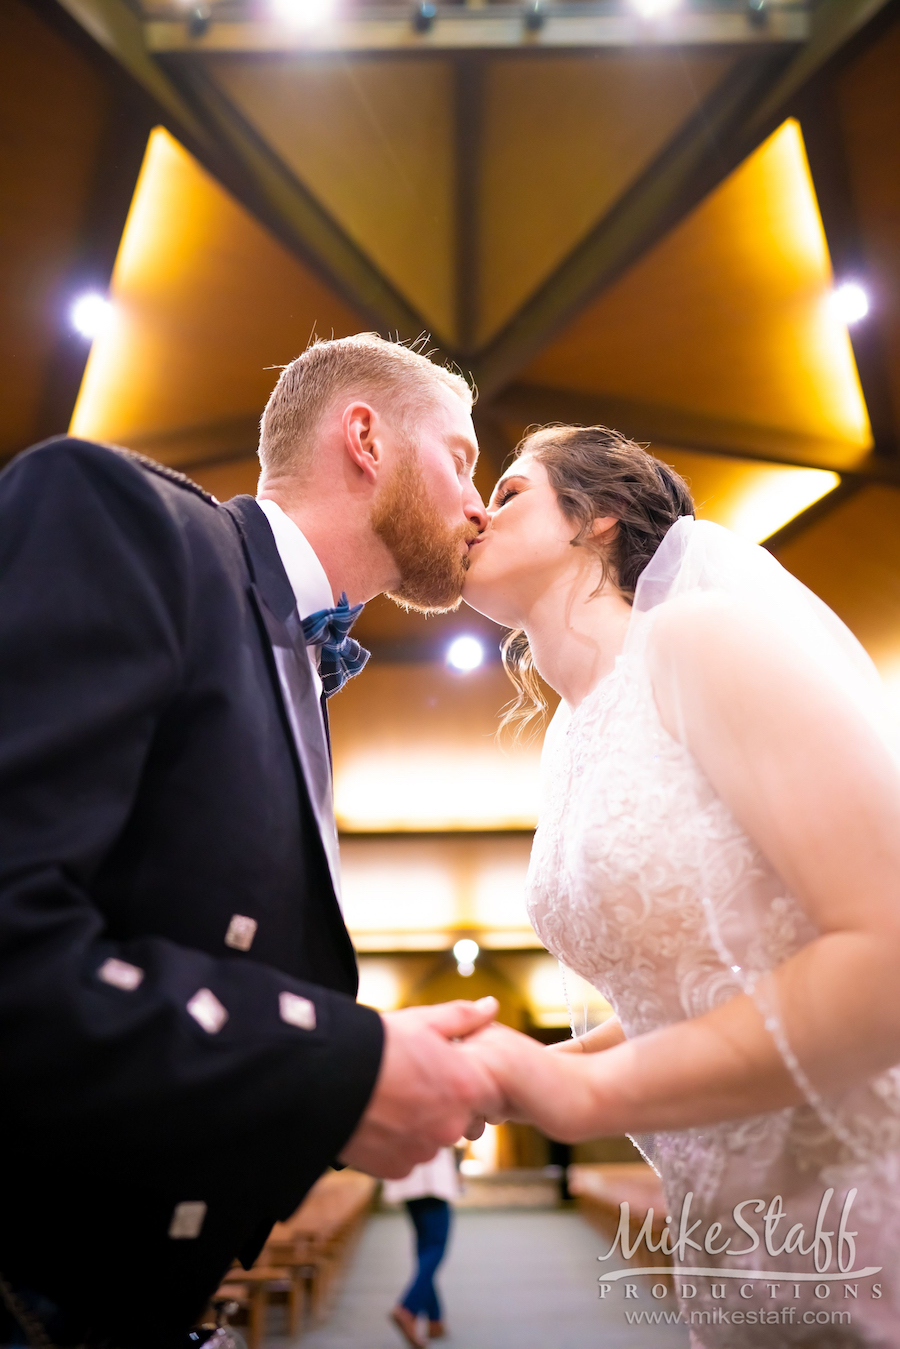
top-left (339, 997), bottom-right (622, 1179)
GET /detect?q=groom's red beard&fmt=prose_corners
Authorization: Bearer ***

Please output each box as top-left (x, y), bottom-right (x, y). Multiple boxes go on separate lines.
top-left (372, 448), bottom-right (478, 614)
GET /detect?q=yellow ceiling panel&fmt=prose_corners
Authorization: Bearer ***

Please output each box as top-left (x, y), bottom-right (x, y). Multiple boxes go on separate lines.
top-left (523, 120), bottom-right (872, 466)
top-left (836, 20), bottom-right (900, 428)
top-left (207, 56), bottom-right (456, 343)
top-left (70, 126), bottom-right (363, 451)
top-left (477, 51), bottom-right (735, 345)
top-left (774, 485), bottom-right (900, 686)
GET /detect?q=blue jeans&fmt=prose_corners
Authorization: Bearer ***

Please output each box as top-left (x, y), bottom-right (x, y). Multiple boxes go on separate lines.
top-left (401, 1197), bottom-right (451, 1322)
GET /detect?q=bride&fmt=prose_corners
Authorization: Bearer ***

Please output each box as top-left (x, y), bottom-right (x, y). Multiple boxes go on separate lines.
top-left (460, 424), bottom-right (900, 1347)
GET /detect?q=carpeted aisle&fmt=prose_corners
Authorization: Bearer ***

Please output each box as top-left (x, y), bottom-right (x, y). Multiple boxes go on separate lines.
top-left (278, 1208), bottom-right (689, 1349)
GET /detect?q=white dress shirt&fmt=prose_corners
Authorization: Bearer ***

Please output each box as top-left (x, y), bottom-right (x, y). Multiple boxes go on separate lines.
top-left (256, 497), bottom-right (334, 698)
top-left (382, 1148), bottom-right (460, 1205)
top-left (255, 497), bottom-right (343, 904)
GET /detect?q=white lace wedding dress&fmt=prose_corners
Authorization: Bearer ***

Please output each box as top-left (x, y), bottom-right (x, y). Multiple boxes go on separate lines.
top-left (526, 605), bottom-right (900, 1348)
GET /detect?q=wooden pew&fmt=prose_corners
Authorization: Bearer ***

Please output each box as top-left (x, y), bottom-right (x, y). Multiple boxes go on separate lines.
top-left (264, 1167), bottom-right (375, 1323)
top-left (567, 1162), bottom-right (673, 1276)
top-left (214, 1168), bottom-right (376, 1345)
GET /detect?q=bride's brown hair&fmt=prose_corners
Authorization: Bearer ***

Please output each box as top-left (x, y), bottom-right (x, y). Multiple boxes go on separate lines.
top-left (500, 425), bottom-right (694, 735)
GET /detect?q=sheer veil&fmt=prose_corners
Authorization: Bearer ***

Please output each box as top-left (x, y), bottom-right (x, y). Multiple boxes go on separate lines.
top-left (630, 515), bottom-right (896, 746)
top-left (566, 515), bottom-right (900, 1165)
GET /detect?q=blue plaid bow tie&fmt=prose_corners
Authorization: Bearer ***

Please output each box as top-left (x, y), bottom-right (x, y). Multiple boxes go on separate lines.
top-left (301, 593), bottom-right (370, 698)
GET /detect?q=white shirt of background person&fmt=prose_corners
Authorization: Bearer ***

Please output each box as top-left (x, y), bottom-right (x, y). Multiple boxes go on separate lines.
top-left (382, 1148), bottom-right (460, 1206)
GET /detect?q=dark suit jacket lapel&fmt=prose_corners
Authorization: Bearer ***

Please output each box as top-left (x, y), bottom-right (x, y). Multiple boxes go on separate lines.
top-left (221, 496), bottom-right (343, 903)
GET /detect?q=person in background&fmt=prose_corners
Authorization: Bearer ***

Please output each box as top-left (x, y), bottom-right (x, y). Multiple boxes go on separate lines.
top-left (384, 1148), bottom-right (458, 1348)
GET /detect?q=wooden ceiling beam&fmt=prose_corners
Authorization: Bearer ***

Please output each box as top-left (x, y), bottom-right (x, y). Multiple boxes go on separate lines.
top-left (145, 6), bottom-right (809, 55)
top-left (490, 382), bottom-right (898, 552)
top-left (747, 0), bottom-right (897, 133)
top-left (468, 1), bottom-right (899, 399)
top-left (468, 51), bottom-right (793, 399)
top-left (53, 0), bottom-right (439, 343)
top-left (454, 55), bottom-right (484, 357)
top-left (106, 412), bottom-right (263, 470)
top-left (762, 477), bottom-right (864, 552)
top-left (158, 58), bottom-right (439, 341)
top-left (484, 382), bottom-right (900, 479)
top-left (53, 0), bottom-right (213, 148)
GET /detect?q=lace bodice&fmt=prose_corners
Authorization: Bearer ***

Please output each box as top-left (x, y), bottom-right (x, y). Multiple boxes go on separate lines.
top-left (525, 632), bottom-right (900, 1347)
top-left (527, 644), bottom-right (816, 1040)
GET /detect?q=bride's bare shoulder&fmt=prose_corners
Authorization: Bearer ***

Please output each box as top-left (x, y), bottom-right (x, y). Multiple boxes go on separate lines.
top-left (645, 591), bottom-right (813, 743)
top-left (647, 591), bottom-right (776, 682)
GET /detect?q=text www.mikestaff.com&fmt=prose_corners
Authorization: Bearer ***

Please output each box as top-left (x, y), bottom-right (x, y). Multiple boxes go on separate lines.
top-left (623, 1309), bottom-right (853, 1327)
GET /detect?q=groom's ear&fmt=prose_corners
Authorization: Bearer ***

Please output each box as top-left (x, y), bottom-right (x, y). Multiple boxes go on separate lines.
top-left (341, 401), bottom-right (383, 484)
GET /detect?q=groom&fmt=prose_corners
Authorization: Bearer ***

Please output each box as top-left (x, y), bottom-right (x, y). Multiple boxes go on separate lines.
top-left (0, 335), bottom-right (499, 1347)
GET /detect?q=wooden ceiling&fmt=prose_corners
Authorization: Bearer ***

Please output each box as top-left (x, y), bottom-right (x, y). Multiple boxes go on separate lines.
top-left (3, 0), bottom-right (900, 829)
top-left (519, 118), bottom-right (871, 466)
top-left (0, 0), bottom-right (147, 459)
top-left (69, 125), bottom-right (364, 457)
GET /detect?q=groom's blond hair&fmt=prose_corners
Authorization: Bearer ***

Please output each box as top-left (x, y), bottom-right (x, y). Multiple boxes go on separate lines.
top-left (258, 334), bottom-right (473, 476)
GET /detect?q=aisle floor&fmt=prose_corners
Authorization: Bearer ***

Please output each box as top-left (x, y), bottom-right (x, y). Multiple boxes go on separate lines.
top-left (278, 1209), bottom-right (690, 1349)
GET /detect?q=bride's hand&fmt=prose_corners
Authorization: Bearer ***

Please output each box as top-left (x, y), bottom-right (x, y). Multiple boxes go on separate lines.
top-left (457, 1024), bottom-right (541, 1125)
top-left (549, 1015), bottom-right (625, 1054)
top-left (459, 1022), bottom-right (599, 1140)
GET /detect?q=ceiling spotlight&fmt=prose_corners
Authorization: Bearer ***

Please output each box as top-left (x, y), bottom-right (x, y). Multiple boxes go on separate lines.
top-left (272, 0), bottom-right (333, 28)
top-left (187, 3), bottom-right (211, 37)
top-left (523, 0), bottom-right (545, 31)
top-left (413, 1), bottom-right (436, 33)
top-left (447, 635), bottom-right (484, 672)
top-left (453, 938), bottom-right (479, 963)
top-left (70, 293), bottom-right (113, 340)
top-left (632, 0), bottom-right (679, 17)
top-left (830, 282), bottom-right (869, 326)
top-left (746, 0), bottom-right (767, 28)
top-left (453, 938), bottom-right (479, 977)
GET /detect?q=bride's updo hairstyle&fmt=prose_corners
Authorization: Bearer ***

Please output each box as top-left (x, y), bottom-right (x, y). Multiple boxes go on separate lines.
top-left (501, 425), bottom-right (694, 734)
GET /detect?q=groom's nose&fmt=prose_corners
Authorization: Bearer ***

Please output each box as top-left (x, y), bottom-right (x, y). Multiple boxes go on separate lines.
top-left (464, 486), bottom-right (488, 535)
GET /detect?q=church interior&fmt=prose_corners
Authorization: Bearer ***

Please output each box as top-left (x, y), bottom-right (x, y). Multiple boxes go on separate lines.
top-left (3, 0), bottom-right (900, 1340)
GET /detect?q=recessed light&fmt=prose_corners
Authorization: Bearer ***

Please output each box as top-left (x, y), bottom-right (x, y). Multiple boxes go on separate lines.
top-left (70, 293), bottom-right (113, 340)
top-left (447, 636), bottom-right (484, 672)
top-left (830, 282), bottom-right (869, 326)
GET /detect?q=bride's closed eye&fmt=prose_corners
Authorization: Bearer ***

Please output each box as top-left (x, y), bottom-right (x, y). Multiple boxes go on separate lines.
top-left (494, 486), bottom-right (519, 508)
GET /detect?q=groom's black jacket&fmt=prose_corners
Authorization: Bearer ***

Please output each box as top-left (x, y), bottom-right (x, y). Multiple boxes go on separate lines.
top-left (0, 438), bottom-right (384, 1344)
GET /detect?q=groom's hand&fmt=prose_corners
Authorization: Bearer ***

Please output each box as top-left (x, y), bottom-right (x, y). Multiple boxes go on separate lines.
top-left (338, 998), bottom-right (502, 1178)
